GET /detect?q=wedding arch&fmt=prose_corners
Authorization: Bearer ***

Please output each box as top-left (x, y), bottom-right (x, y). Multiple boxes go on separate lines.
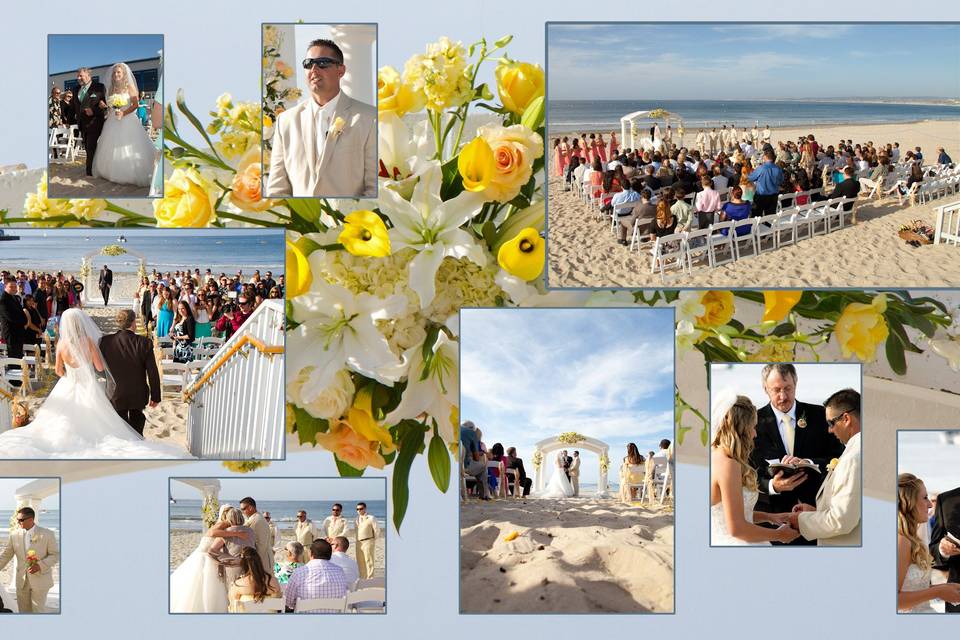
top-left (78, 244), bottom-right (149, 303)
top-left (173, 478), bottom-right (222, 530)
top-left (532, 432), bottom-right (611, 497)
top-left (620, 109), bottom-right (682, 151)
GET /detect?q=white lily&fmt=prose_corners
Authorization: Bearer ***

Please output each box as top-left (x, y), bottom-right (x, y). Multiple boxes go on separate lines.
top-left (288, 278), bottom-right (408, 399)
top-left (929, 334), bottom-right (960, 372)
top-left (385, 330), bottom-right (459, 445)
top-left (379, 161), bottom-right (486, 309)
top-left (378, 113), bottom-right (432, 200)
top-left (676, 319), bottom-right (699, 353)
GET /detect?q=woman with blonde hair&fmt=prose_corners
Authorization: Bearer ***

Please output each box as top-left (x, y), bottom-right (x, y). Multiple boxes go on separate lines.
top-left (897, 473), bottom-right (960, 612)
top-left (710, 392), bottom-right (799, 545)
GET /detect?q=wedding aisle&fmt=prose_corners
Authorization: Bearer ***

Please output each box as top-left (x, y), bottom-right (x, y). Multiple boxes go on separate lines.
top-left (460, 496), bottom-right (674, 613)
top-left (48, 159), bottom-right (153, 198)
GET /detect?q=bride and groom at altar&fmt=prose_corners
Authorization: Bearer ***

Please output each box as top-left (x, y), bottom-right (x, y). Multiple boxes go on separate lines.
top-left (711, 364), bottom-right (861, 547)
top-left (540, 450), bottom-right (581, 499)
top-left (0, 308), bottom-right (187, 458)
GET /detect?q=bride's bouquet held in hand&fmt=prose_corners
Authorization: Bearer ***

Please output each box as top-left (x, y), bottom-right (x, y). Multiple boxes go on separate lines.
top-left (108, 93), bottom-right (127, 119)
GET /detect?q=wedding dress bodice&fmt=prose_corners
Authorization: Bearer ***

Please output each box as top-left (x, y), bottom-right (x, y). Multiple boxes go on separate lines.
top-left (711, 488), bottom-right (768, 546)
top-left (901, 563), bottom-right (937, 613)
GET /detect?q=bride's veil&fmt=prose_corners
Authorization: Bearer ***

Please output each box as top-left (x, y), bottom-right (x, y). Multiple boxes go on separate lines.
top-left (109, 62), bottom-right (140, 99)
top-left (711, 387), bottom-right (740, 442)
top-left (58, 308), bottom-right (117, 397)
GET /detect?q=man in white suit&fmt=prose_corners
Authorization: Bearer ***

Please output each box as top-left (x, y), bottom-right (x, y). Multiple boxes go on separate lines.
top-left (0, 507), bottom-right (60, 613)
top-left (789, 389), bottom-right (862, 546)
top-left (266, 38), bottom-right (377, 198)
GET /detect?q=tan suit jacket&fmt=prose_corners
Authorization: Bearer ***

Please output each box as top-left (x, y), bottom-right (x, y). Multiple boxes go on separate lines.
top-left (322, 515), bottom-right (347, 539)
top-left (265, 92), bottom-right (377, 198)
top-left (295, 519), bottom-right (319, 547)
top-left (0, 525), bottom-right (59, 593)
top-left (568, 456), bottom-right (581, 477)
top-left (797, 432), bottom-right (861, 546)
top-left (245, 512), bottom-right (274, 572)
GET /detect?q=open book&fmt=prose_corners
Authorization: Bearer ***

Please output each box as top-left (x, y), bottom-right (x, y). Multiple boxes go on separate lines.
top-left (766, 459), bottom-right (820, 477)
top-left (946, 531), bottom-right (960, 547)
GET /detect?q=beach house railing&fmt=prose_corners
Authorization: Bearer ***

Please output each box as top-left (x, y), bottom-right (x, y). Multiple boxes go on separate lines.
top-left (933, 201), bottom-right (960, 246)
top-left (183, 300), bottom-right (284, 459)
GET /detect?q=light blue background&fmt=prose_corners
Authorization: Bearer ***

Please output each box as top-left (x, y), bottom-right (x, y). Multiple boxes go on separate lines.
top-left (4, 0), bottom-right (960, 635)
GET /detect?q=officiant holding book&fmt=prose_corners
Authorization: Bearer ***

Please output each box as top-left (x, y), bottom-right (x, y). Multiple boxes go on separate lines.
top-left (750, 364), bottom-right (845, 545)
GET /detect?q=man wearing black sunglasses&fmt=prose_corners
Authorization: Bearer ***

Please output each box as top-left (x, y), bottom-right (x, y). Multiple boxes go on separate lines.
top-left (0, 507), bottom-right (60, 612)
top-left (266, 37), bottom-right (377, 198)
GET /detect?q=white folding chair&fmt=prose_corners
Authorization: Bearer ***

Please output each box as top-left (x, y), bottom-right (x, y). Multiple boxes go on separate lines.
top-left (0, 357), bottom-right (30, 392)
top-left (611, 202), bottom-right (635, 236)
top-left (161, 361), bottom-right (191, 397)
top-left (730, 219), bottom-right (757, 259)
top-left (707, 221), bottom-right (736, 266)
top-left (485, 460), bottom-right (508, 498)
top-left (344, 587), bottom-right (386, 613)
top-left (754, 214), bottom-right (779, 253)
top-left (234, 597), bottom-right (285, 613)
top-left (629, 218), bottom-right (654, 252)
top-left (683, 227), bottom-right (713, 270)
top-left (352, 577), bottom-right (385, 590)
top-left (649, 232), bottom-right (687, 279)
top-left (294, 596), bottom-right (347, 613)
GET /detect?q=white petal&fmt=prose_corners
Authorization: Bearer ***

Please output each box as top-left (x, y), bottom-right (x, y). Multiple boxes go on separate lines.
top-left (342, 320), bottom-right (405, 384)
top-left (407, 246), bottom-right (446, 309)
top-left (411, 161), bottom-right (444, 218)
top-left (435, 189), bottom-right (485, 230)
top-left (440, 228), bottom-right (487, 267)
top-left (287, 324), bottom-right (344, 398)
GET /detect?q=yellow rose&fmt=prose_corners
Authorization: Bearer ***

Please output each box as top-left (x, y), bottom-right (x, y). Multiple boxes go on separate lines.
top-left (275, 60), bottom-right (294, 79)
top-left (762, 290), bottom-right (803, 323)
top-left (68, 199), bottom-right (107, 221)
top-left (696, 291), bottom-right (735, 328)
top-left (472, 124), bottom-right (543, 203)
top-left (314, 420), bottom-right (386, 471)
top-left (746, 340), bottom-right (795, 362)
top-left (377, 65), bottom-right (425, 116)
top-left (285, 238), bottom-right (312, 298)
top-left (338, 210), bottom-right (391, 258)
top-left (229, 147), bottom-right (273, 213)
top-left (153, 168), bottom-right (217, 227)
top-left (497, 227), bottom-right (544, 281)
top-left (834, 294), bottom-right (889, 361)
top-left (458, 136), bottom-right (496, 192)
top-left (495, 61), bottom-right (545, 115)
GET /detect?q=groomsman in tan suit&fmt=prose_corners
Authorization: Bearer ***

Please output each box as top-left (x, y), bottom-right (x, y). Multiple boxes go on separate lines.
top-left (0, 507), bottom-right (60, 612)
top-left (264, 511), bottom-right (278, 550)
top-left (322, 503), bottom-right (347, 540)
top-left (240, 497), bottom-right (274, 573)
top-left (789, 389), bottom-right (862, 546)
top-left (295, 510), bottom-right (320, 547)
top-left (569, 451), bottom-right (581, 497)
top-left (355, 502), bottom-right (379, 579)
top-left (266, 38), bottom-right (377, 198)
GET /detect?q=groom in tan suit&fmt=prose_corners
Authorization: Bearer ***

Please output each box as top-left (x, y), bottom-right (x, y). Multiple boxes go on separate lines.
top-left (0, 507), bottom-right (59, 613)
top-left (789, 389), bottom-right (862, 546)
top-left (569, 451), bottom-right (581, 497)
top-left (266, 38), bottom-right (377, 198)
top-left (240, 497), bottom-right (274, 574)
top-left (355, 502), bottom-right (378, 579)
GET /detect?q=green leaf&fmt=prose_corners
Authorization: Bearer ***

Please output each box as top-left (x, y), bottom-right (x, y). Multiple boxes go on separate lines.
top-left (700, 425), bottom-right (709, 447)
top-left (440, 155), bottom-right (465, 201)
top-left (493, 34), bottom-right (514, 49)
top-left (520, 95), bottom-right (545, 131)
top-left (292, 407), bottom-right (328, 446)
top-left (772, 322), bottom-right (796, 337)
top-left (392, 420), bottom-right (427, 531)
top-left (732, 291), bottom-right (764, 304)
top-left (335, 455), bottom-right (365, 477)
top-left (285, 198), bottom-right (322, 224)
top-left (481, 219), bottom-right (497, 250)
top-left (676, 425), bottom-right (691, 446)
top-left (474, 102), bottom-right (509, 115)
top-left (885, 333), bottom-right (907, 376)
top-left (176, 89), bottom-right (221, 162)
top-left (427, 433), bottom-right (451, 493)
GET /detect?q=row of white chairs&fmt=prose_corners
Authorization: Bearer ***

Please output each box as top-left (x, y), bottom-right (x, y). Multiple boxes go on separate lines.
top-left (642, 197), bottom-right (858, 281)
top-left (48, 125), bottom-right (83, 163)
top-left (237, 586), bottom-right (386, 614)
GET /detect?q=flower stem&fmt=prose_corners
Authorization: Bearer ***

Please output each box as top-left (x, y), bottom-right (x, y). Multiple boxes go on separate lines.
top-left (215, 211), bottom-right (286, 227)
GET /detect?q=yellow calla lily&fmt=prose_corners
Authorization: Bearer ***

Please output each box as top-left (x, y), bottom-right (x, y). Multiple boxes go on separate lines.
top-left (338, 210), bottom-right (391, 257)
top-left (458, 136), bottom-right (496, 192)
top-left (762, 290), bottom-right (803, 323)
top-left (346, 387), bottom-right (396, 454)
top-left (497, 227), bottom-right (544, 281)
top-left (285, 239), bottom-right (312, 298)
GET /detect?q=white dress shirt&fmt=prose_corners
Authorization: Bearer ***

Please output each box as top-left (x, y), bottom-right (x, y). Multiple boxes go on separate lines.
top-left (767, 402), bottom-right (807, 495)
top-left (330, 551), bottom-right (360, 586)
top-left (308, 90), bottom-right (341, 160)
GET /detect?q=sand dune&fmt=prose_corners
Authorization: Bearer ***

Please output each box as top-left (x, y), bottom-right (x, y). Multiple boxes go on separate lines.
top-left (460, 496), bottom-right (673, 613)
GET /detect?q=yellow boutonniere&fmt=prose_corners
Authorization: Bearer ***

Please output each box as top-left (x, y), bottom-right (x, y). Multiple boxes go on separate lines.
top-left (827, 458), bottom-right (840, 472)
top-left (329, 116), bottom-right (346, 138)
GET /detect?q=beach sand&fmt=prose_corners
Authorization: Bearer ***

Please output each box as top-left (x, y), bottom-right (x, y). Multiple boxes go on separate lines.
top-left (47, 160), bottom-right (151, 199)
top-left (169, 529), bottom-right (386, 577)
top-left (547, 119), bottom-right (960, 288)
top-left (460, 496), bottom-right (673, 613)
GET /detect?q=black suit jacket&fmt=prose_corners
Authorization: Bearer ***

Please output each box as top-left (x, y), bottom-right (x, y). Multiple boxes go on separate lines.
top-left (140, 290), bottom-right (154, 320)
top-left (930, 485), bottom-right (960, 612)
top-left (0, 292), bottom-right (26, 344)
top-left (70, 81), bottom-right (107, 137)
top-left (751, 401), bottom-right (845, 515)
top-left (828, 178), bottom-right (861, 209)
top-left (99, 269), bottom-right (113, 289)
top-left (99, 329), bottom-right (161, 409)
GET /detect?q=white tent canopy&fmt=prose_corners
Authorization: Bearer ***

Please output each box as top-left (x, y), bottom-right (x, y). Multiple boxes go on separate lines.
top-left (532, 434), bottom-right (610, 497)
top-left (620, 109), bottom-right (683, 152)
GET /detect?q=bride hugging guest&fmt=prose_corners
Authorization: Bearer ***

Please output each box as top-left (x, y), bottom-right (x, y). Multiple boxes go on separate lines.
top-left (710, 393), bottom-right (800, 545)
top-left (619, 443), bottom-right (645, 502)
top-left (170, 505), bottom-right (241, 613)
top-left (897, 474), bottom-right (960, 613)
top-left (207, 507), bottom-right (256, 591)
top-left (274, 542), bottom-right (305, 586)
top-left (92, 63), bottom-right (155, 187)
top-left (228, 547), bottom-right (282, 613)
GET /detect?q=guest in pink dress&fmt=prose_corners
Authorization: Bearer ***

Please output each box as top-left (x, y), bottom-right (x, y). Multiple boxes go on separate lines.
top-left (580, 134), bottom-right (591, 164)
top-left (570, 137), bottom-right (583, 162)
top-left (608, 132), bottom-right (619, 159)
top-left (554, 138), bottom-right (569, 177)
top-left (596, 134), bottom-right (607, 163)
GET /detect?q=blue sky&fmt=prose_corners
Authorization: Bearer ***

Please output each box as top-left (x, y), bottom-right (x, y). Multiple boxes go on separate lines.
top-left (0, 478), bottom-right (60, 510)
top-left (548, 23), bottom-right (960, 100)
top-left (460, 308), bottom-right (675, 485)
top-left (48, 34), bottom-right (163, 74)
top-left (170, 477), bottom-right (384, 502)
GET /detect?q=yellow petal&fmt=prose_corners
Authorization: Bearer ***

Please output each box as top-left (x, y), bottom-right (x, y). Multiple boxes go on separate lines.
top-left (285, 239), bottom-right (312, 298)
top-left (503, 531), bottom-right (519, 542)
top-left (338, 210), bottom-right (391, 257)
top-left (458, 136), bottom-right (495, 192)
top-left (762, 290), bottom-right (803, 323)
top-left (497, 227), bottom-right (544, 281)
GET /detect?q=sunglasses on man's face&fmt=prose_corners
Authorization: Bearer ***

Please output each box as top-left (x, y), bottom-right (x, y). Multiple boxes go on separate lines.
top-left (302, 57), bottom-right (342, 70)
top-left (826, 411), bottom-right (849, 428)
top-left (16, 518), bottom-right (31, 523)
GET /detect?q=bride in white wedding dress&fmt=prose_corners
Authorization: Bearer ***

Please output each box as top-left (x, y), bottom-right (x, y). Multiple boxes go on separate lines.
top-left (92, 62), bottom-right (155, 187)
top-left (0, 308), bottom-right (188, 458)
top-left (170, 505), bottom-right (246, 614)
top-left (710, 391), bottom-right (799, 546)
top-left (539, 450), bottom-right (575, 499)
top-left (897, 473), bottom-right (960, 613)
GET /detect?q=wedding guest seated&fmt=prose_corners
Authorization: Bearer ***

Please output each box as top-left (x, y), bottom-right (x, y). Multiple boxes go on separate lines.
top-left (330, 536), bottom-right (360, 586)
top-left (827, 167), bottom-right (861, 209)
top-left (619, 443), bottom-right (645, 502)
top-left (694, 176), bottom-right (720, 229)
top-left (670, 186), bottom-right (694, 232)
top-left (229, 547), bottom-right (282, 613)
top-left (901, 161), bottom-right (925, 195)
top-left (460, 420), bottom-right (490, 500)
top-left (937, 147), bottom-right (953, 167)
top-left (718, 187), bottom-right (752, 236)
top-left (618, 188), bottom-right (655, 246)
top-left (274, 541), bottom-right (305, 586)
top-left (285, 539), bottom-right (350, 613)
top-left (651, 200), bottom-right (678, 239)
top-left (711, 164), bottom-right (729, 191)
top-left (505, 446), bottom-right (533, 497)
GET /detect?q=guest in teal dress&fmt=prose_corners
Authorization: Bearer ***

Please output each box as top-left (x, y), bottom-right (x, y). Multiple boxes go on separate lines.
top-left (273, 542), bottom-right (305, 586)
top-left (194, 291), bottom-right (213, 339)
top-left (155, 288), bottom-right (175, 338)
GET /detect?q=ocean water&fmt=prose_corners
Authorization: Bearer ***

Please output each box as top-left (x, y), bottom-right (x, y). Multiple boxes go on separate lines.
top-left (548, 99), bottom-right (960, 134)
top-left (2, 230), bottom-right (285, 274)
top-left (170, 499), bottom-right (387, 533)
top-left (0, 509), bottom-right (60, 544)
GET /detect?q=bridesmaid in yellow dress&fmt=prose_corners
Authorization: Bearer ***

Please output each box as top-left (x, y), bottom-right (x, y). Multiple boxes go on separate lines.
top-left (228, 547), bottom-right (283, 613)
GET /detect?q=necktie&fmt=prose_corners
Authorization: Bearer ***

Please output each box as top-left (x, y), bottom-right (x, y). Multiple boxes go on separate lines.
top-left (782, 415), bottom-right (795, 456)
top-left (79, 84), bottom-right (88, 102)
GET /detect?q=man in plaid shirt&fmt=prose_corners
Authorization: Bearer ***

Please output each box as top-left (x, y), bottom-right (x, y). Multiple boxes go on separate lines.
top-left (285, 539), bottom-right (349, 613)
